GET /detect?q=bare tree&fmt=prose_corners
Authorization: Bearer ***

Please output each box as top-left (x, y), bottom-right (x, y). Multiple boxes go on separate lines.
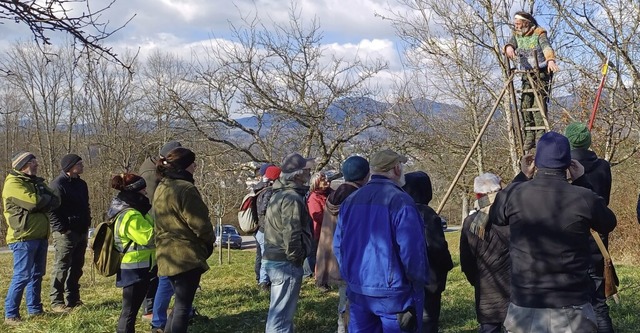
top-left (0, 0), bottom-right (134, 70)
top-left (171, 8), bottom-right (388, 170)
top-left (547, 0), bottom-right (640, 164)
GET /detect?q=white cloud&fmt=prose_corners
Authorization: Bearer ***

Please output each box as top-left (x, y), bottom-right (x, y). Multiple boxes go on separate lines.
top-left (0, 0), bottom-right (412, 96)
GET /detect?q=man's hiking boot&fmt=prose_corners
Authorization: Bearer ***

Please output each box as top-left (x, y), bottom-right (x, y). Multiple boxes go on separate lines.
top-left (68, 300), bottom-right (84, 308)
top-left (51, 304), bottom-right (71, 314)
top-left (4, 317), bottom-right (22, 326)
top-left (150, 327), bottom-right (164, 333)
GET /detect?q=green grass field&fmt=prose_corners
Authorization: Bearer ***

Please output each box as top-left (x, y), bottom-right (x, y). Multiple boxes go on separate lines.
top-left (0, 231), bottom-right (638, 332)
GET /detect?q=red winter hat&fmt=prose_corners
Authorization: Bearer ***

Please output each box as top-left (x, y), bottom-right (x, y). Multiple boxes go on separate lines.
top-left (264, 165), bottom-right (281, 181)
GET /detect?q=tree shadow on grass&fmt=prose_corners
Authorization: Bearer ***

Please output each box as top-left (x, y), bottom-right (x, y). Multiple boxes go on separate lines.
top-left (192, 281), bottom-right (341, 333)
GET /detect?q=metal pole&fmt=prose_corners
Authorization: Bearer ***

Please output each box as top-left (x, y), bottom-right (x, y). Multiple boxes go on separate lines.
top-left (227, 233), bottom-right (231, 264)
top-left (436, 72), bottom-right (516, 215)
top-left (218, 218), bottom-right (223, 265)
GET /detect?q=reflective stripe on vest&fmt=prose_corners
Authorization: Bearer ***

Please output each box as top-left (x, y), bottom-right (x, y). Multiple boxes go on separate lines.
top-left (113, 209), bottom-right (132, 253)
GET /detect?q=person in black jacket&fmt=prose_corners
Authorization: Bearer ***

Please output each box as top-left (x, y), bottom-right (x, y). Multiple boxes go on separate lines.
top-left (253, 164), bottom-right (280, 290)
top-left (489, 132), bottom-right (616, 333)
top-left (460, 173), bottom-right (510, 333)
top-left (49, 154), bottom-right (91, 312)
top-left (403, 171), bottom-right (454, 333)
top-left (565, 122), bottom-right (615, 333)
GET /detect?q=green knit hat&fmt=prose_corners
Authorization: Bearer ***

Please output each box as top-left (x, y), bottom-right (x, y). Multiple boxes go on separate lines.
top-left (564, 122), bottom-right (591, 149)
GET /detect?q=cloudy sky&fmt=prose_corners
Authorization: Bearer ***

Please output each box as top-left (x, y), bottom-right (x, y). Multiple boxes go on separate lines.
top-left (1, 0), bottom-right (411, 88)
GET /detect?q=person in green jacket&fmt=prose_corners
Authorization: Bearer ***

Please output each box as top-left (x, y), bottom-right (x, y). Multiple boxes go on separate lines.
top-left (3, 152), bottom-right (60, 325)
top-left (107, 173), bottom-right (157, 333)
top-left (153, 147), bottom-right (214, 333)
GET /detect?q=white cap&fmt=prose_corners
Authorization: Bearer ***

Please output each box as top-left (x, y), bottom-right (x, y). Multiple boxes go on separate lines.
top-left (474, 173), bottom-right (501, 194)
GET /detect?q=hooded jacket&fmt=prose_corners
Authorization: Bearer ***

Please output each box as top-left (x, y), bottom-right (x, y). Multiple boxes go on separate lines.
top-left (106, 194), bottom-right (155, 287)
top-left (138, 156), bottom-right (159, 201)
top-left (570, 148), bottom-right (613, 277)
top-left (263, 178), bottom-right (313, 265)
top-left (334, 175), bottom-right (428, 312)
top-left (3, 170), bottom-right (60, 244)
top-left (153, 172), bottom-right (215, 277)
top-left (307, 188), bottom-right (332, 242)
top-left (490, 169), bottom-right (616, 308)
top-left (49, 171), bottom-right (91, 234)
top-left (253, 180), bottom-right (274, 232)
top-left (402, 172), bottom-right (453, 294)
top-left (315, 182), bottom-right (360, 287)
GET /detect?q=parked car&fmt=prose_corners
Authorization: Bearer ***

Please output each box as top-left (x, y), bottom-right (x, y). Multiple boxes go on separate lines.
top-left (215, 224), bottom-right (243, 249)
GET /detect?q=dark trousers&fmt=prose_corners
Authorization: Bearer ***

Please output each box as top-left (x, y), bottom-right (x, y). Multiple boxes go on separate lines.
top-left (117, 280), bottom-right (150, 333)
top-left (165, 268), bottom-right (202, 333)
top-left (142, 275), bottom-right (158, 314)
top-left (479, 323), bottom-right (503, 333)
top-left (423, 292), bottom-right (442, 333)
top-left (521, 69), bottom-right (553, 144)
top-left (591, 273), bottom-right (614, 333)
top-left (254, 234), bottom-right (262, 282)
top-left (50, 231), bottom-right (87, 306)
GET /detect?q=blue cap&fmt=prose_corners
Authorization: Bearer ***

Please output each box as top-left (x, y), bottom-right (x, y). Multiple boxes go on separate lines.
top-left (342, 156), bottom-right (369, 181)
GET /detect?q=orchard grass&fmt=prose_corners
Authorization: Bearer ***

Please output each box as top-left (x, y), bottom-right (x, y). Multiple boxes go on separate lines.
top-left (0, 231), bottom-right (638, 332)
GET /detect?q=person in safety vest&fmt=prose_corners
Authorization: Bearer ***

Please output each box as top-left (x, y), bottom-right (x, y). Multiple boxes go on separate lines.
top-left (107, 173), bottom-right (157, 333)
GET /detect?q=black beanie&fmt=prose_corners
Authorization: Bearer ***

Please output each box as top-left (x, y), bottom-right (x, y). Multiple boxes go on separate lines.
top-left (61, 154), bottom-right (82, 172)
top-left (167, 147), bottom-right (196, 170)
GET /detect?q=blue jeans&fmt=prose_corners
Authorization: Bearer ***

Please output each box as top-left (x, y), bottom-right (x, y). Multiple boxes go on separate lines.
top-left (5, 239), bottom-right (48, 318)
top-left (264, 260), bottom-right (303, 333)
top-left (302, 242), bottom-right (317, 278)
top-left (151, 276), bottom-right (194, 329)
top-left (337, 285), bottom-right (348, 333)
top-left (255, 230), bottom-right (270, 284)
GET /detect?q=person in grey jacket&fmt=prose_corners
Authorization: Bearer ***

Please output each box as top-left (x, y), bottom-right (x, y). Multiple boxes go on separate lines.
top-left (263, 153), bottom-right (314, 333)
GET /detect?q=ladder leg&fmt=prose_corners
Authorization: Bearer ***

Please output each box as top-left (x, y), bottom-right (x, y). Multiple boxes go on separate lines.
top-left (520, 76), bottom-right (537, 150)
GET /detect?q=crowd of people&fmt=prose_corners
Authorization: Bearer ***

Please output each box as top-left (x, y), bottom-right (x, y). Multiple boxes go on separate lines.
top-left (0, 130), bottom-right (625, 333)
top-left (0, 12), bottom-right (626, 333)
top-left (2, 142), bottom-right (213, 333)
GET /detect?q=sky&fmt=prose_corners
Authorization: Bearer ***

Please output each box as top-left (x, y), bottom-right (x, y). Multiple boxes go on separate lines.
top-left (0, 0), bottom-right (411, 92)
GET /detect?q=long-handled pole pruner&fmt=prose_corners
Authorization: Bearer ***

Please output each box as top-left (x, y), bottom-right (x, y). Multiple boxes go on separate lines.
top-left (585, 53), bottom-right (619, 303)
top-left (587, 53), bottom-right (610, 130)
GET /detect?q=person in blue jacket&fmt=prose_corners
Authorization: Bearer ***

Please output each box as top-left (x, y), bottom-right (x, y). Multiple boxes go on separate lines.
top-left (334, 149), bottom-right (428, 333)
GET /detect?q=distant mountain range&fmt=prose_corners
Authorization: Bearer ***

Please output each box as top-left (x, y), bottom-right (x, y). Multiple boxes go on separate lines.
top-left (234, 96), bottom-right (458, 129)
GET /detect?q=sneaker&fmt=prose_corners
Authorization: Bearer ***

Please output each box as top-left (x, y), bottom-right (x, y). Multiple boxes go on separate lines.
top-left (4, 317), bottom-right (22, 326)
top-left (151, 327), bottom-right (164, 333)
top-left (141, 313), bottom-right (153, 322)
top-left (51, 304), bottom-right (71, 314)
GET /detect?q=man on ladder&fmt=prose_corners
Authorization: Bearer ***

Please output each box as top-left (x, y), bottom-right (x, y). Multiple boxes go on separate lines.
top-left (505, 11), bottom-right (560, 151)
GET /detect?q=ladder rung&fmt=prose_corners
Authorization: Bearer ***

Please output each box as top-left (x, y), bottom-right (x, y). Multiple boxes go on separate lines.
top-left (525, 126), bottom-right (547, 131)
top-left (516, 89), bottom-right (537, 93)
top-left (522, 108), bottom-right (543, 112)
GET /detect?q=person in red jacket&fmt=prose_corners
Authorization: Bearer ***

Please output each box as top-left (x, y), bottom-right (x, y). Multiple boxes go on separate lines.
top-left (304, 171), bottom-right (333, 279)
